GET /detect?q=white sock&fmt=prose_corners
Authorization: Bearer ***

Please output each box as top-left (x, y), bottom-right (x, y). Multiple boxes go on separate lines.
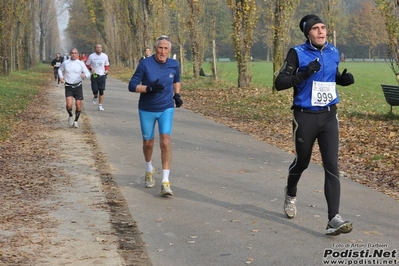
top-left (162, 169), bottom-right (170, 183)
top-left (145, 161), bottom-right (153, 172)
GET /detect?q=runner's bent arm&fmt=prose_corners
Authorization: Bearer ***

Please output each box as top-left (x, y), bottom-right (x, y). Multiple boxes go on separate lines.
top-left (81, 62), bottom-right (91, 79)
top-left (275, 49), bottom-right (305, 91)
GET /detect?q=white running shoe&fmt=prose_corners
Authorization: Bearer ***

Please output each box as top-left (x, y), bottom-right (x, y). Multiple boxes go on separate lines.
top-left (92, 97), bottom-right (98, 105)
top-left (325, 214), bottom-right (353, 236)
top-left (161, 182), bottom-right (173, 196)
top-left (284, 187), bottom-right (297, 219)
top-left (98, 105), bottom-right (104, 111)
top-left (145, 168), bottom-right (156, 188)
top-left (73, 121), bottom-right (79, 128)
top-left (68, 116), bottom-right (74, 126)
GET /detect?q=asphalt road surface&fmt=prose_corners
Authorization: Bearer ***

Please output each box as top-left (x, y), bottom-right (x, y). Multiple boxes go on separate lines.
top-left (80, 77), bottom-right (399, 266)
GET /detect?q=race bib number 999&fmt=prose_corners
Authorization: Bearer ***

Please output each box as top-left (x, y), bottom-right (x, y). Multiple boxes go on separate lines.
top-left (311, 81), bottom-right (337, 106)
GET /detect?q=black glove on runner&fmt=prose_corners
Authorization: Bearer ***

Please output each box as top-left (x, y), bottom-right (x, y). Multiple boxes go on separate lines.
top-left (338, 68), bottom-right (354, 86)
top-left (146, 79), bottom-right (164, 93)
top-left (173, 93), bottom-right (183, 108)
top-left (300, 60), bottom-right (321, 80)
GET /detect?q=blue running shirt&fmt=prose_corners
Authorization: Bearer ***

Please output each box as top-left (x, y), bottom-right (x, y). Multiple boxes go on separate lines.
top-left (128, 56), bottom-right (180, 112)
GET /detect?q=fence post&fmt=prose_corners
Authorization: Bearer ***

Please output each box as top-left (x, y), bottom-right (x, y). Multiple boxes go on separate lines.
top-left (179, 44), bottom-right (184, 75)
top-left (212, 40), bottom-right (218, 81)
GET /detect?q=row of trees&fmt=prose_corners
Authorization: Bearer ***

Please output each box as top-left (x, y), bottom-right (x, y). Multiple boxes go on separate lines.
top-left (1, 0), bottom-right (399, 87)
top-left (0, 0), bottom-right (61, 75)
top-left (62, 0), bottom-right (394, 87)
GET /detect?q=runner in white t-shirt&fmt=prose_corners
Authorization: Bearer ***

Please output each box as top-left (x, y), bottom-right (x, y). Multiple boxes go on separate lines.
top-left (58, 48), bottom-right (91, 128)
top-left (85, 44), bottom-right (110, 111)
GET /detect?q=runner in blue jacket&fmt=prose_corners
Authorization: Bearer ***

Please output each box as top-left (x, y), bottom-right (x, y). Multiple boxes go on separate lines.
top-left (128, 35), bottom-right (182, 196)
top-left (275, 14), bottom-right (355, 236)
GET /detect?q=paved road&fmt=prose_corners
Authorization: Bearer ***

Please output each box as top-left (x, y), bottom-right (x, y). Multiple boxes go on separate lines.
top-left (81, 77), bottom-right (398, 266)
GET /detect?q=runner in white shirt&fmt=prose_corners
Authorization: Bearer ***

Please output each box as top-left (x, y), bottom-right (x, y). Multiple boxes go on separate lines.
top-left (85, 44), bottom-right (110, 111)
top-left (51, 53), bottom-right (64, 86)
top-left (58, 48), bottom-right (91, 128)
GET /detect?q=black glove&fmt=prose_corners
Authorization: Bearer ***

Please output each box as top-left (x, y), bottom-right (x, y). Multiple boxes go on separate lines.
top-left (300, 60), bottom-right (321, 80)
top-left (338, 68), bottom-right (354, 86)
top-left (146, 79), bottom-right (164, 93)
top-left (173, 93), bottom-right (183, 108)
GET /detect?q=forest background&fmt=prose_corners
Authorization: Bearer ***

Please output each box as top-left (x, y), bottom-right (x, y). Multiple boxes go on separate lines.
top-left (0, 0), bottom-right (396, 82)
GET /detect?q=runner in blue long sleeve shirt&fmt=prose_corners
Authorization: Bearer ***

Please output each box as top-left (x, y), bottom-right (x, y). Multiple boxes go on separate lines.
top-left (128, 35), bottom-right (182, 196)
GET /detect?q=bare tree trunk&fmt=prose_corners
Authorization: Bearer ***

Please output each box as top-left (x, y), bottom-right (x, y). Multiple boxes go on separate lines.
top-left (179, 44), bottom-right (184, 75)
top-left (322, 0), bottom-right (342, 42)
top-left (272, 0), bottom-right (298, 91)
top-left (174, 2), bottom-right (189, 78)
top-left (38, 0), bottom-right (52, 62)
top-left (187, 0), bottom-right (203, 79)
top-left (228, 0), bottom-right (257, 88)
top-left (141, 0), bottom-right (151, 48)
top-left (272, 1), bottom-right (283, 91)
top-left (38, 0), bottom-right (45, 62)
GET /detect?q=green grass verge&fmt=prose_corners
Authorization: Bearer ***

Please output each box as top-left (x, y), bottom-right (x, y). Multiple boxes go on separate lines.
top-left (0, 64), bottom-right (51, 141)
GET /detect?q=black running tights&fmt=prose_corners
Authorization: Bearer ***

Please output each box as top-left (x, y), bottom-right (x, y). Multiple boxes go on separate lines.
top-left (286, 109), bottom-right (340, 221)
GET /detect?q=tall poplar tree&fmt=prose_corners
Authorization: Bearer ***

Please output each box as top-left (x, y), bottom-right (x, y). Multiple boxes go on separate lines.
top-left (187, 0), bottom-right (204, 78)
top-left (227, 0), bottom-right (258, 88)
top-left (272, 0), bottom-right (298, 91)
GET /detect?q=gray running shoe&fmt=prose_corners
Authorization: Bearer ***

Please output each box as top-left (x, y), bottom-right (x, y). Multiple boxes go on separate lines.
top-left (68, 116), bottom-right (74, 126)
top-left (284, 187), bottom-right (297, 219)
top-left (161, 182), bottom-right (173, 196)
top-left (325, 214), bottom-right (353, 236)
top-left (73, 121), bottom-right (79, 128)
top-left (92, 97), bottom-right (98, 105)
top-left (145, 168), bottom-right (156, 188)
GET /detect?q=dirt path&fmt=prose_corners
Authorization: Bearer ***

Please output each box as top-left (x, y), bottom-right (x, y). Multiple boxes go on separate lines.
top-left (0, 84), bottom-right (151, 265)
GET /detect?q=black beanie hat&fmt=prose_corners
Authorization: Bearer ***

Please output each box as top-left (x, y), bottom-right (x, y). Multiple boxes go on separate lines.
top-left (299, 14), bottom-right (325, 38)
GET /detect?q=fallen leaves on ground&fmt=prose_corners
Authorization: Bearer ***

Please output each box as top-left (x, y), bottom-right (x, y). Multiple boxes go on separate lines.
top-left (0, 84), bottom-right (151, 266)
top-left (183, 84), bottom-right (399, 201)
top-left (0, 89), bottom-right (60, 264)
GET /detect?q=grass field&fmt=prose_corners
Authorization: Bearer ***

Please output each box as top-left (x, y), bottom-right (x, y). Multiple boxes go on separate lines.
top-left (0, 64), bottom-right (50, 140)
